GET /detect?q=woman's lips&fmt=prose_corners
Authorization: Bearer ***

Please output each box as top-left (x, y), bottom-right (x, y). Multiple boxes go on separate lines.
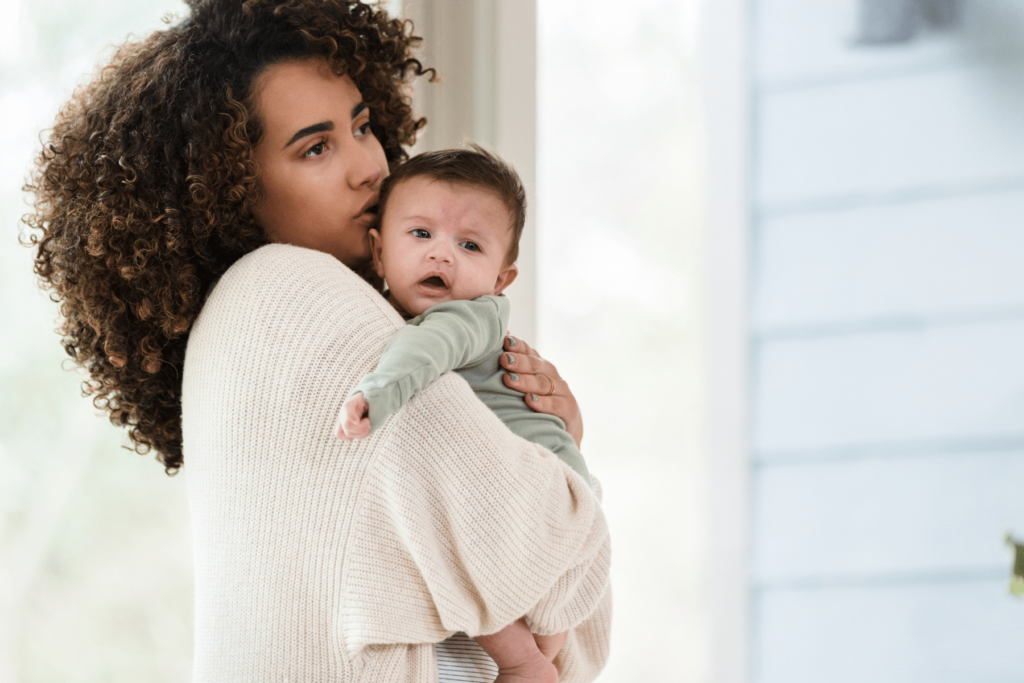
top-left (354, 211), bottom-right (376, 228)
top-left (353, 200), bottom-right (379, 228)
top-left (357, 196), bottom-right (379, 215)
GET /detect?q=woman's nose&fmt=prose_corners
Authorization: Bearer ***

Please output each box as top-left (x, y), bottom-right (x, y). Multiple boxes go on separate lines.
top-left (347, 143), bottom-right (383, 189)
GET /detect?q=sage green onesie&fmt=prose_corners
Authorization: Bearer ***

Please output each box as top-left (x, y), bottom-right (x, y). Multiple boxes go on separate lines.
top-left (350, 294), bottom-right (591, 486)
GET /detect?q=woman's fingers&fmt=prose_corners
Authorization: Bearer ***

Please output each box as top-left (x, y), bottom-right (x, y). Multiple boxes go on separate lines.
top-left (499, 350), bottom-right (560, 379)
top-left (503, 369), bottom-right (558, 397)
top-left (523, 391), bottom-right (567, 413)
top-left (503, 334), bottom-right (538, 358)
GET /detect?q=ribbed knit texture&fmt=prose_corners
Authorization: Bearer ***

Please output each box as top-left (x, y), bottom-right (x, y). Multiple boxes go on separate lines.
top-left (182, 244), bottom-right (611, 683)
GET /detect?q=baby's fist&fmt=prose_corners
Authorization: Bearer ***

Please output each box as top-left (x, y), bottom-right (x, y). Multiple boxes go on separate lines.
top-left (335, 393), bottom-right (371, 440)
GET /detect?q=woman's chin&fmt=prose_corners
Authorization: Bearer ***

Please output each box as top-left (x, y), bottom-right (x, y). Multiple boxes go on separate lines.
top-left (330, 236), bottom-right (373, 270)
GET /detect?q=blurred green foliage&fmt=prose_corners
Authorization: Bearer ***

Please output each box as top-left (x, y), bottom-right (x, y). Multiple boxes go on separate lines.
top-left (1008, 534), bottom-right (1024, 597)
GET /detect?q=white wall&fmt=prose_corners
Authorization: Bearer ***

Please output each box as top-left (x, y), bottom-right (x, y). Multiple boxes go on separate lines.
top-left (749, 1), bottom-right (1024, 681)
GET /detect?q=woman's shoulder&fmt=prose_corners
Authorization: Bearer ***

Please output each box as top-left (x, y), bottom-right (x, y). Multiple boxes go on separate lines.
top-left (221, 243), bottom-right (359, 296)
top-left (207, 244), bottom-right (399, 322)
top-left (190, 244), bottom-right (403, 367)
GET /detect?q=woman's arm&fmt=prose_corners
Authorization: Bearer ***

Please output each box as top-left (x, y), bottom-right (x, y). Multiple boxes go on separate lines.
top-left (342, 373), bottom-right (610, 682)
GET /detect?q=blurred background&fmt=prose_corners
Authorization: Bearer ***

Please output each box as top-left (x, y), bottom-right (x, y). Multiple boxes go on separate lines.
top-left (2, 0), bottom-right (1023, 681)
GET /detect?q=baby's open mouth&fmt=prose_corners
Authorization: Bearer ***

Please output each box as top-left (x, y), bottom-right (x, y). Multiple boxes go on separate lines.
top-left (420, 276), bottom-right (448, 289)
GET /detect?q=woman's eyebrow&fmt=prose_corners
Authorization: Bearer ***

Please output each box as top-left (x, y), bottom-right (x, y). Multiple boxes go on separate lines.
top-left (284, 121), bottom-right (333, 149)
top-left (281, 104), bottom-right (368, 150)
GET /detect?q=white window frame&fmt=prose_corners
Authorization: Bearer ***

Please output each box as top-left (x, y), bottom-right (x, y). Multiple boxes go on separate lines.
top-left (699, 0), bottom-right (751, 680)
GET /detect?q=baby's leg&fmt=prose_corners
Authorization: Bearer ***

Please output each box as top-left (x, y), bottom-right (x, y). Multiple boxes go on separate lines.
top-left (474, 619), bottom-right (557, 683)
top-left (532, 631), bottom-right (567, 663)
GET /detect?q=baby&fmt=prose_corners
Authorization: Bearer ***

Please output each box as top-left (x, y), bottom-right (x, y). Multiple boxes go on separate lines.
top-left (335, 146), bottom-right (592, 683)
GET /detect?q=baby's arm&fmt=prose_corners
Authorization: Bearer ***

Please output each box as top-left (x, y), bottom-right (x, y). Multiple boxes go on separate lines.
top-left (474, 619), bottom-right (560, 683)
top-left (336, 296), bottom-right (510, 440)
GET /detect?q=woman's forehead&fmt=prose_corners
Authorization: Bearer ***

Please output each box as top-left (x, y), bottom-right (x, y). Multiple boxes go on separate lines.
top-left (254, 60), bottom-right (362, 146)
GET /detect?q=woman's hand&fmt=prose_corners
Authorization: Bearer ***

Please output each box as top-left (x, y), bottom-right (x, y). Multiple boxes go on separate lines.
top-left (500, 335), bottom-right (584, 449)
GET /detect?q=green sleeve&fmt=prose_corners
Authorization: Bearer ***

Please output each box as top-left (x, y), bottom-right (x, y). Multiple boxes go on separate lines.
top-left (353, 295), bottom-right (511, 433)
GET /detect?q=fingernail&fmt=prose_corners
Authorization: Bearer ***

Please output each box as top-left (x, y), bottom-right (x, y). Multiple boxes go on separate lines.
top-left (506, 353), bottom-right (515, 364)
top-left (531, 393), bottom-right (539, 402)
top-left (509, 373), bottom-right (519, 381)
top-left (507, 336), bottom-right (516, 347)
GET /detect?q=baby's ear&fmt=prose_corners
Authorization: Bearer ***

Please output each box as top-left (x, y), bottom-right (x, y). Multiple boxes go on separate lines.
top-left (368, 228), bottom-right (386, 279)
top-left (493, 262), bottom-right (518, 295)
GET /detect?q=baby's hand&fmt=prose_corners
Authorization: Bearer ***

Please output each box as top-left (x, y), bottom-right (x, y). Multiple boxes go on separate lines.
top-left (335, 393), bottom-right (371, 440)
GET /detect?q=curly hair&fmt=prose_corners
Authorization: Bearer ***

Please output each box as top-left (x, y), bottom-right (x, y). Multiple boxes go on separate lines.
top-left (23, 0), bottom-right (432, 474)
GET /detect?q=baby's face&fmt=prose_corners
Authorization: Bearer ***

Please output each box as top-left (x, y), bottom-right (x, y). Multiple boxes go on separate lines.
top-left (369, 177), bottom-right (518, 317)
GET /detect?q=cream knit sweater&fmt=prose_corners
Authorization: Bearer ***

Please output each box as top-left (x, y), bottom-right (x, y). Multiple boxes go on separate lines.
top-left (182, 245), bottom-right (612, 682)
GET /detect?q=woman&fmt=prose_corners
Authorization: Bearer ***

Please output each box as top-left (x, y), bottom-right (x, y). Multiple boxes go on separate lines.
top-left (24, 1), bottom-right (610, 681)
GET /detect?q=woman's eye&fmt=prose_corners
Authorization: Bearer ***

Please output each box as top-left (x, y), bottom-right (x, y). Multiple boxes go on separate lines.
top-left (460, 241), bottom-right (480, 252)
top-left (411, 228), bottom-right (431, 239)
top-left (355, 122), bottom-right (372, 137)
top-left (303, 141), bottom-right (326, 157)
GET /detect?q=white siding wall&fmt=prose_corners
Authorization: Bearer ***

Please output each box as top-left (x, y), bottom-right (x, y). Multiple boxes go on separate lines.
top-left (749, 1), bottom-right (1024, 681)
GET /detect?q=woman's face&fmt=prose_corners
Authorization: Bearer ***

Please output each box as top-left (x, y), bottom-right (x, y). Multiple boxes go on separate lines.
top-left (252, 59), bottom-right (388, 267)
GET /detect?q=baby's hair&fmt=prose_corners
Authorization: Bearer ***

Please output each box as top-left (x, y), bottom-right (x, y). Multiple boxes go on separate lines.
top-left (378, 144), bottom-right (526, 264)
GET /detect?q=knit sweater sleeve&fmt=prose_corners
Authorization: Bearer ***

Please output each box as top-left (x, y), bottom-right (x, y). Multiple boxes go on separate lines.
top-left (353, 295), bottom-right (510, 433)
top-left (343, 370), bottom-right (611, 683)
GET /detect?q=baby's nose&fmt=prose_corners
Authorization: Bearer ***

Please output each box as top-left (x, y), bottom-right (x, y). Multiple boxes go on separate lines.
top-left (427, 243), bottom-right (454, 263)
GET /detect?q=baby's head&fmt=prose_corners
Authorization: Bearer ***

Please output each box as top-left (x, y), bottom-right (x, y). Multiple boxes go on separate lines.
top-left (368, 146), bottom-right (526, 318)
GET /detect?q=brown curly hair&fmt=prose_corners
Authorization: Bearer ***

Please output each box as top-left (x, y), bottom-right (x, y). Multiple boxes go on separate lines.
top-left (23, 0), bottom-right (432, 474)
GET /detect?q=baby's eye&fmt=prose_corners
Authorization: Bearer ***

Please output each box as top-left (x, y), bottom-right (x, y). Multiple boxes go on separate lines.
top-left (460, 241), bottom-right (480, 252)
top-left (411, 228), bottom-right (431, 239)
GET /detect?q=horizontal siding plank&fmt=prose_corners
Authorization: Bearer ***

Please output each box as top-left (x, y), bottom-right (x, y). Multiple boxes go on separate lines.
top-left (756, 63), bottom-right (1024, 207)
top-left (754, 187), bottom-right (1024, 330)
top-left (753, 449), bottom-right (1024, 583)
top-left (753, 319), bottom-right (1024, 453)
top-left (755, 579), bottom-right (1024, 683)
